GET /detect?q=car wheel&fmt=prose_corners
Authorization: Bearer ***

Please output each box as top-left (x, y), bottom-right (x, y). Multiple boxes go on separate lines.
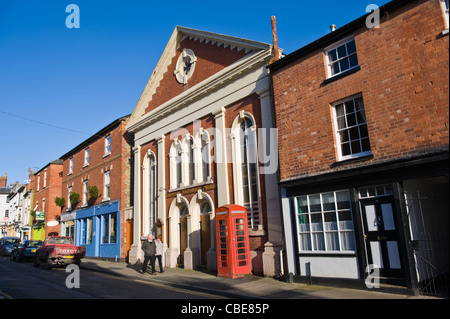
top-left (44, 254), bottom-right (52, 270)
top-left (10, 252), bottom-right (14, 261)
top-left (33, 256), bottom-right (40, 267)
top-left (17, 254), bottom-right (22, 263)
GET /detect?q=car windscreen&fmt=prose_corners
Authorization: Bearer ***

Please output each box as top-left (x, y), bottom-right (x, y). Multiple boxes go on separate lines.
top-left (5, 239), bottom-right (20, 245)
top-left (27, 241), bottom-right (43, 248)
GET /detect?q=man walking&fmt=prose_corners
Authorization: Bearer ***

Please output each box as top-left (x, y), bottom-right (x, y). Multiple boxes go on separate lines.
top-left (141, 234), bottom-right (157, 275)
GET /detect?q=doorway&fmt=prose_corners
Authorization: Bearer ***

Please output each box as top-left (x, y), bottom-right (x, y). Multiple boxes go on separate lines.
top-left (360, 194), bottom-right (404, 280)
top-left (178, 204), bottom-right (188, 265)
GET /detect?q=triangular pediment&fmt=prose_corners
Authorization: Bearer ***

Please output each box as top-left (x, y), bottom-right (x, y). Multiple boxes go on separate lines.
top-left (126, 26), bottom-right (272, 130)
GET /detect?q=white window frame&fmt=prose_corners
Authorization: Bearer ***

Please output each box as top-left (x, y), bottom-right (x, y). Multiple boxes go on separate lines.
top-left (332, 94), bottom-right (372, 161)
top-left (441, 0), bottom-right (449, 32)
top-left (325, 36), bottom-right (359, 79)
top-left (294, 190), bottom-right (356, 253)
top-left (169, 140), bottom-right (183, 190)
top-left (84, 148), bottom-right (90, 167)
top-left (69, 158), bottom-right (73, 175)
top-left (104, 135), bottom-right (111, 156)
top-left (200, 129), bottom-right (212, 183)
top-left (82, 180), bottom-right (88, 206)
top-left (67, 186), bottom-right (72, 211)
top-left (231, 112), bottom-right (261, 230)
top-left (104, 171), bottom-right (110, 200)
top-left (43, 169), bottom-right (47, 188)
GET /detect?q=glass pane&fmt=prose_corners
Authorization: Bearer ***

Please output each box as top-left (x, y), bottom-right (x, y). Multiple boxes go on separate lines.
top-left (359, 125), bottom-right (369, 138)
top-left (324, 212), bottom-right (337, 230)
top-left (338, 210), bottom-right (353, 222)
top-left (103, 215), bottom-right (109, 244)
top-left (340, 130), bottom-right (350, 143)
top-left (312, 233), bottom-right (325, 251)
top-left (309, 195), bottom-right (321, 212)
top-left (346, 40), bottom-right (356, 54)
top-left (349, 127), bottom-right (360, 140)
top-left (328, 49), bottom-right (337, 62)
top-left (349, 54), bottom-right (358, 68)
top-left (335, 103), bottom-right (345, 117)
top-left (351, 140), bottom-right (361, 154)
top-left (361, 138), bottom-right (371, 152)
top-left (297, 196), bottom-right (308, 213)
top-left (340, 58), bottom-right (350, 72)
top-left (355, 97), bottom-right (365, 111)
top-left (325, 232), bottom-right (340, 251)
top-left (345, 100), bottom-right (355, 113)
top-left (342, 143), bottom-right (351, 156)
top-left (337, 115), bottom-right (346, 130)
top-left (110, 213), bottom-right (117, 243)
top-left (340, 231), bottom-right (356, 251)
top-left (365, 205), bottom-right (378, 231)
top-left (381, 203), bottom-right (396, 231)
top-left (336, 191), bottom-right (350, 209)
top-left (310, 213), bottom-right (323, 225)
top-left (332, 62), bottom-right (340, 75)
top-left (387, 241), bottom-right (401, 269)
top-left (299, 233), bottom-right (312, 251)
top-left (346, 112), bottom-right (357, 127)
top-left (337, 44), bottom-right (347, 59)
top-left (298, 213), bottom-right (309, 225)
top-left (322, 193), bottom-right (335, 211)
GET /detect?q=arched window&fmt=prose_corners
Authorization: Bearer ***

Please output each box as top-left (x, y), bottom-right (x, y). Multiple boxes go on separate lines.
top-left (187, 135), bottom-right (195, 185)
top-left (148, 152), bottom-right (157, 234)
top-left (201, 130), bottom-right (211, 183)
top-left (170, 140), bottom-right (183, 190)
top-left (232, 113), bottom-right (260, 229)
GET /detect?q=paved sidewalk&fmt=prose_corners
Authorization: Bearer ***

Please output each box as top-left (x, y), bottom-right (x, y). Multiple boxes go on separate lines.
top-left (79, 258), bottom-right (443, 299)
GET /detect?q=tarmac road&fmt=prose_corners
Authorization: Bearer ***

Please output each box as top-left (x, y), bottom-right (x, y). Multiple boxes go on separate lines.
top-left (0, 256), bottom-right (224, 299)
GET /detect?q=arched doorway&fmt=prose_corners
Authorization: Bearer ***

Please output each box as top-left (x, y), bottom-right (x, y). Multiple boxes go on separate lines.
top-left (178, 204), bottom-right (188, 265)
top-left (199, 200), bottom-right (212, 265)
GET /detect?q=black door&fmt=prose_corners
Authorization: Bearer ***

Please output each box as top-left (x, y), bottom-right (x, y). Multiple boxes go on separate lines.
top-left (360, 196), bottom-right (404, 279)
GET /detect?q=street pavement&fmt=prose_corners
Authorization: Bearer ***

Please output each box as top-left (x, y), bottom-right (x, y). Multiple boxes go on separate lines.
top-left (79, 258), bottom-right (444, 300)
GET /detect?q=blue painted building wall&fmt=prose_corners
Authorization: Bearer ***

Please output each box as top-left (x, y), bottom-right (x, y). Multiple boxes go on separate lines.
top-left (75, 200), bottom-right (121, 258)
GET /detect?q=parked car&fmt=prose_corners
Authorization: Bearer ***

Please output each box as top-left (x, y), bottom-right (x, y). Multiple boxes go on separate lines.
top-left (10, 240), bottom-right (43, 262)
top-left (34, 236), bottom-right (86, 269)
top-left (0, 237), bottom-right (21, 256)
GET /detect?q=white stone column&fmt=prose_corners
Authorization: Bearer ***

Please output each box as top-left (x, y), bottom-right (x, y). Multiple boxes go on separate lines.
top-left (214, 107), bottom-right (230, 207)
top-left (258, 89), bottom-right (283, 277)
top-left (129, 145), bottom-right (142, 264)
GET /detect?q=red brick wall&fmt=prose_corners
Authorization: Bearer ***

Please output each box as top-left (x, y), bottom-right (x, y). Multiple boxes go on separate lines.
top-left (272, 0), bottom-right (449, 182)
top-left (33, 163), bottom-right (63, 236)
top-left (61, 119), bottom-right (131, 258)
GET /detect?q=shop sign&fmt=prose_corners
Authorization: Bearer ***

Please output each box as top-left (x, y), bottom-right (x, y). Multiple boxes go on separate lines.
top-left (35, 211), bottom-right (45, 221)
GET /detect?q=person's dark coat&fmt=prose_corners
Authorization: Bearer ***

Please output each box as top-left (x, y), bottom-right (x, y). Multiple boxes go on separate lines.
top-left (141, 240), bottom-right (156, 256)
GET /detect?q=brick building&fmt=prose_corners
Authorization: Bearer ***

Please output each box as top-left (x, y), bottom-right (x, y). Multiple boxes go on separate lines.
top-left (126, 26), bottom-right (283, 276)
top-left (30, 160), bottom-right (63, 241)
top-left (269, 0), bottom-right (449, 295)
top-left (59, 115), bottom-right (133, 260)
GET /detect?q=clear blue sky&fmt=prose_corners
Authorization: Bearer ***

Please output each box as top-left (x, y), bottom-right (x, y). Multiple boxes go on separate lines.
top-left (0, 0), bottom-right (390, 186)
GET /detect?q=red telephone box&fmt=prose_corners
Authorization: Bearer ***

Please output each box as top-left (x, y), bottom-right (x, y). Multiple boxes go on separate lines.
top-left (215, 204), bottom-right (251, 279)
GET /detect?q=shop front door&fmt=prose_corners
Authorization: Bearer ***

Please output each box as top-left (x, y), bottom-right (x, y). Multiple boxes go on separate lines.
top-left (360, 197), bottom-right (404, 280)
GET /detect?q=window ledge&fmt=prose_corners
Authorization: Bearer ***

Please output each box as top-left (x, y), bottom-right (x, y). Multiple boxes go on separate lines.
top-left (297, 251), bottom-right (357, 257)
top-left (443, 28), bottom-right (449, 36)
top-left (322, 66), bottom-right (361, 86)
top-left (331, 154), bottom-right (374, 168)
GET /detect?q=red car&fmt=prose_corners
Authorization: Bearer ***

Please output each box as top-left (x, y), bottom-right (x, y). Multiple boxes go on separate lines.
top-left (33, 236), bottom-right (86, 269)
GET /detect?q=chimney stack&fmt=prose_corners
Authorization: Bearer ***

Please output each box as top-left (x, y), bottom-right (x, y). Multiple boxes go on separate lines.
top-left (270, 16), bottom-right (280, 63)
top-left (330, 24), bottom-right (337, 32)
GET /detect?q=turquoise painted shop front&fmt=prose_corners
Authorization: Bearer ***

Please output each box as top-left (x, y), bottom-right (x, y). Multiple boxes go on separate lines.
top-left (75, 200), bottom-right (120, 258)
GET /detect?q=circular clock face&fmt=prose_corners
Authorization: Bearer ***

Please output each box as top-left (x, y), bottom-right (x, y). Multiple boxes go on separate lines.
top-left (174, 49), bottom-right (196, 84)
